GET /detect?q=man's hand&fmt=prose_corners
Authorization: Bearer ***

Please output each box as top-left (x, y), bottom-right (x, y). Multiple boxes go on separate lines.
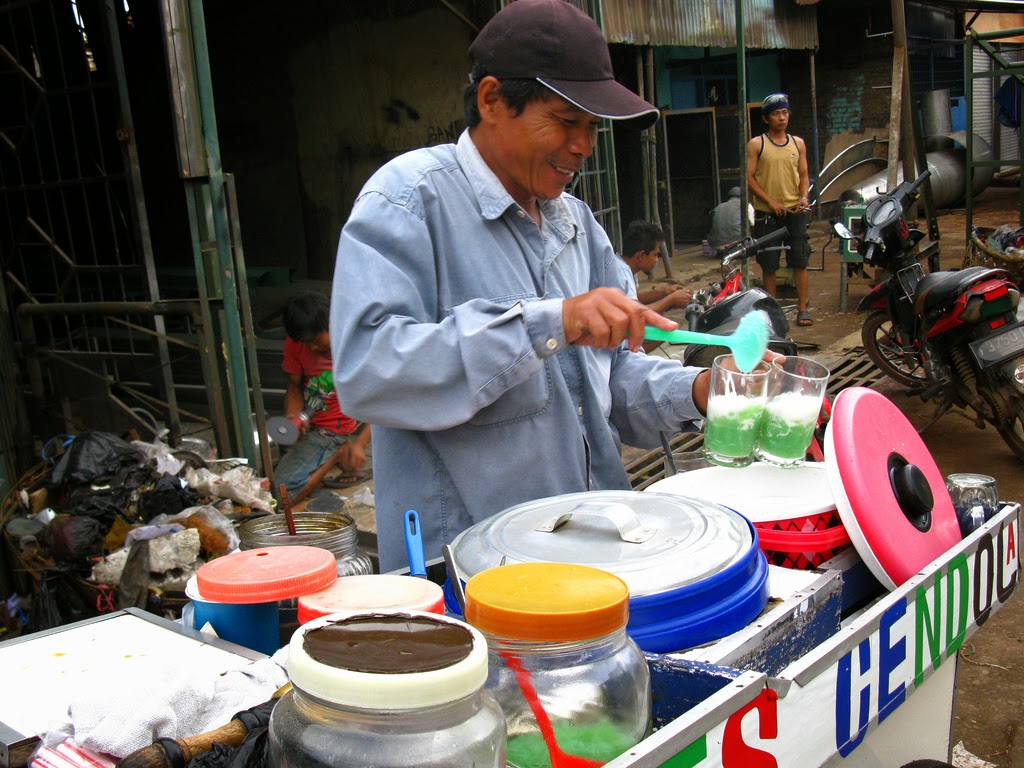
top-left (563, 287), bottom-right (676, 352)
top-left (662, 288), bottom-right (693, 309)
top-left (769, 198), bottom-right (786, 216)
top-left (331, 441), bottom-right (368, 474)
top-left (692, 348), bottom-right (788, 415)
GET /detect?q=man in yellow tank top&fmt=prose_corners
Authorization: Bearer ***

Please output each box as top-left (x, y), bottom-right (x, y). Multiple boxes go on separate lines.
top-left (746, 93), bottom-right (813, 326)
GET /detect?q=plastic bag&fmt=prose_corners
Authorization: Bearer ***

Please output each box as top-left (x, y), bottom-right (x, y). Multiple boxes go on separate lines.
top-left (51, 432), bottom-right (143, 487)
top-left (137, 475), bottom-right (200, 523)
top-left (150, 504), bottom-right (240, 557)
top-left (185, 466), bottom-right (273, 513)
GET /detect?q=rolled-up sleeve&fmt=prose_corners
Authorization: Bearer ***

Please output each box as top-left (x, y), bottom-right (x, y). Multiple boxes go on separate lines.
top-left (607, 347), bottom-right (705, 448)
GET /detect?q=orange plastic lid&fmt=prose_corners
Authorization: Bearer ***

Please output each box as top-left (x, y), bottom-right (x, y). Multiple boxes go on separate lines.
top-left (197, 545), bottom-right (337, 603)
top-left (464, 562), bottom-right (629, 642)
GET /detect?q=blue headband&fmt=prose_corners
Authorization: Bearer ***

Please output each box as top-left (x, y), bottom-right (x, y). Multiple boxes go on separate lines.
top-left (761, 93), bottom-right (789, 117)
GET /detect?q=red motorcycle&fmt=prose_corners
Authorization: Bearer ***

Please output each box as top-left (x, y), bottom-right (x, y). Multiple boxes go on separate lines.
top-left (834, 170), bottom-right (1024, 460)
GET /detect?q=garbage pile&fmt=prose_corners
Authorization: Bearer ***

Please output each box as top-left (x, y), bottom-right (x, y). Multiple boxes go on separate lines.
top-left (0, 431), bottom-right (274, 639)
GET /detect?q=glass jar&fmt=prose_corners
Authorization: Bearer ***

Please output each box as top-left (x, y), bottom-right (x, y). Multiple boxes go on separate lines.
top-left (465, 562), bottom-right (651, 768)
top-left (268, 612), bottom-right (506, 768)
top-left (238, 511), bottom-right (373, 576)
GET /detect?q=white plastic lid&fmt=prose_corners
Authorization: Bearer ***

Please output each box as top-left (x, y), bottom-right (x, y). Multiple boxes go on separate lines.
top-left (288, 611), bottom-right (489, 710)
top-left (646, 462), bottom-right (836, 523)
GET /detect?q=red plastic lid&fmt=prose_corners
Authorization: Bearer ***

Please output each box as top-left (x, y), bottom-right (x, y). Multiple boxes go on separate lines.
top-left (297, 575), bottom-right (445, 625)
top-left (824, 388), bottom-right (960, 589)
top-left (197, 545), bottom-right (337, 603)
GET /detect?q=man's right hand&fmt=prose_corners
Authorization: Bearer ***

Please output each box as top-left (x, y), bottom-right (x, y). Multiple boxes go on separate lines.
top-left (563, 287), bottom-right (676, 353)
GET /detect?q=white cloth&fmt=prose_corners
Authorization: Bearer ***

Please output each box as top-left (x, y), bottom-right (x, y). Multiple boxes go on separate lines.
top-left (43, 658), bottom-right (287, 758)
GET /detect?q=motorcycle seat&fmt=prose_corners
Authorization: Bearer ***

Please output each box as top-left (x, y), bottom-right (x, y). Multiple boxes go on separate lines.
top-left (913, 266), bottom-right (1010, 315)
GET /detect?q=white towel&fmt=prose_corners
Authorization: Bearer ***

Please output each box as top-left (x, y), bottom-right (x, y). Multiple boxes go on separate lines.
top-left (43, 658), bottom-right (288, 758)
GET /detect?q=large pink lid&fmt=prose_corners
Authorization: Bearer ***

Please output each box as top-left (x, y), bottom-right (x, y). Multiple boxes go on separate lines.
top-left (197, 545), bottom-right (337, 603)
top-left (824, 388), bottom-right (960, 589)
top-left (297, 574), bottom-right (445, 625)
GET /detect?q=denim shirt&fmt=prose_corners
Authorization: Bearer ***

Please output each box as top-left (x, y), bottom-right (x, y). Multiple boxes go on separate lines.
top-left (330, 130), bottom-right (704, 572)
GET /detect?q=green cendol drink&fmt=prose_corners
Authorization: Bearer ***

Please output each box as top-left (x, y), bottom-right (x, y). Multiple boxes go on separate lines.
top-left (704, 393), bottom-right (765, 467)
top-left (756, 391), bottom-right (821, 465)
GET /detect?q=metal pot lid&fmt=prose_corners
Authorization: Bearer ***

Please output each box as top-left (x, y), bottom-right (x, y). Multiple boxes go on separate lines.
top-left (645, 462), bottom-right (835, 523)
top-left (451, 490), bottom-right (754, 597)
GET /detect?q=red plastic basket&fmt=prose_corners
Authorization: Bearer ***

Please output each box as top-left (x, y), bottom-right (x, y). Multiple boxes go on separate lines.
top-left (754, 509), bottom-right (851, 569)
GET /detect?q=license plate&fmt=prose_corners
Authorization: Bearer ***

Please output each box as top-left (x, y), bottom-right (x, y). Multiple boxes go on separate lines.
top-left (970, 321), bottom-right (1024, 368)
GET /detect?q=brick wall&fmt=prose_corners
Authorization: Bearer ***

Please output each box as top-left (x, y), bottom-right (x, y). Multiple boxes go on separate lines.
top-left (772, 2), bottom-right (897, 168)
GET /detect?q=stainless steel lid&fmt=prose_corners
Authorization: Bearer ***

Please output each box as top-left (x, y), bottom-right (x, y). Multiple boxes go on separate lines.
top-left (451, 490), bottom-right (754, 597)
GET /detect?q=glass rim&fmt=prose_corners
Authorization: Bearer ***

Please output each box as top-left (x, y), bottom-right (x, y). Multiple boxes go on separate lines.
top-left (712, 353), bottom-right (770, 376)
top-left (770, 356), bottom-right (829, 382)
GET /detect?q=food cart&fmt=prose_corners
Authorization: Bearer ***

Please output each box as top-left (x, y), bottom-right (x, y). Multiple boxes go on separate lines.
top-left (608, 502), bottom-right (1019, 767)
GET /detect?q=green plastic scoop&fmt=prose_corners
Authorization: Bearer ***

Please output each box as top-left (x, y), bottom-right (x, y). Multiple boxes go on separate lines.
top-left (644, 310), bottom-right (770, 373)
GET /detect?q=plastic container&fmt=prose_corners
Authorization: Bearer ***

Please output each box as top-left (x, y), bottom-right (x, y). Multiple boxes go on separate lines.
top-left (185, 575), bottom-right (279, 655)
top-left (448, 491), bottom-right (769, 652)
top-left (268, 611), bottom-right (505, 768)
top-left (195, 545), bottom-right (338, 654)
top-left (297, 574), bottom-right (445, 625)
top-left (464, 563), bottom-right (651, 768)
top-left (238, 512), bottom-right (373, 577)
top-left (647, 463), bottom-right (852, 569)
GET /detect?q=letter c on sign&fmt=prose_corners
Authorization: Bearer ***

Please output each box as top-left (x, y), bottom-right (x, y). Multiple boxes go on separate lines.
top-left (722, 688), bottom-right (779, 768)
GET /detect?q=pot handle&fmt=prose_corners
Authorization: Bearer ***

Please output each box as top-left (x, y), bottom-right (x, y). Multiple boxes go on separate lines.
top-left (533, 501), bottom-right (656, 543)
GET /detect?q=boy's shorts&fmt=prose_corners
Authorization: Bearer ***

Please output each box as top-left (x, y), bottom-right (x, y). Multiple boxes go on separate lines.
top-left (754, 211), bottom-right (810, 272)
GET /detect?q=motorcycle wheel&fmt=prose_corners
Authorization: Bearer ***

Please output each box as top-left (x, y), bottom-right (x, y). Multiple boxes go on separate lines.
top-left (996, 399), bottom-right (1024, 461)
top-left (861, 310), bottom-right (928, 387)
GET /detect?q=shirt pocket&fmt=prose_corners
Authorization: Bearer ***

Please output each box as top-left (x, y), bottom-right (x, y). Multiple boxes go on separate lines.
top-left (466, 362), bottom-right (553, 428)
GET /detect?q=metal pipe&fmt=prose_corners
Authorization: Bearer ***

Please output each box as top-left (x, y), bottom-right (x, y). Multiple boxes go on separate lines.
top-left (838, 132), bottom-right (995, 208)
top-left (16, 300), bottom-right (205, 318)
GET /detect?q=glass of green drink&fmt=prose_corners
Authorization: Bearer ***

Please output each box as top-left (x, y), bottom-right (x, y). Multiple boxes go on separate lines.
top-left (754, 357), bottom-right (830, 467)
top-left (703, 354), bottom-right (770, 468)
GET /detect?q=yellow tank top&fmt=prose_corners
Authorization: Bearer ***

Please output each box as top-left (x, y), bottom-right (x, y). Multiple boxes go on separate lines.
top-left (753, 134), bottom-right (801, 212)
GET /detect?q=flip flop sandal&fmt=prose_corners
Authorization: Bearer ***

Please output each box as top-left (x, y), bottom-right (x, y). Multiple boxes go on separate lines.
top-left (322, 472), bottom-right (370, 488)
top-left (797, 310), bottom-right (813, 327)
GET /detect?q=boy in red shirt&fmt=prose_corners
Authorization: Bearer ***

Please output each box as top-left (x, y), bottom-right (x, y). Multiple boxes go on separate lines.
top-left (275, 292), bottom-right (371, 497)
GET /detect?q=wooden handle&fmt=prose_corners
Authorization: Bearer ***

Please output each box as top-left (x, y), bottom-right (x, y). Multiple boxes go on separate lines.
top-left (117, 684), bottom-right (291, 768)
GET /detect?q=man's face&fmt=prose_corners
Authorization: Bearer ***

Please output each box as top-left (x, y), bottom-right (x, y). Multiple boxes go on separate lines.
top-left (486, 90), bottom-right (602, 206)
top-left (307, 331), bottom-right (331, 356)
top-left (763, 108), bottom-right (790, 132)
top-left (639, 241), bottom-right (664, 276)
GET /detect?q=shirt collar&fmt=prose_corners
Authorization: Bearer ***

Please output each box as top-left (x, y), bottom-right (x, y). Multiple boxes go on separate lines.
top-left (457, 130), bottom-right (579, 241)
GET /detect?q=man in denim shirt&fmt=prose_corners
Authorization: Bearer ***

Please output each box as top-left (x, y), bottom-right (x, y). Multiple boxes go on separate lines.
top-left (330, 0), bottom-right (731, 571)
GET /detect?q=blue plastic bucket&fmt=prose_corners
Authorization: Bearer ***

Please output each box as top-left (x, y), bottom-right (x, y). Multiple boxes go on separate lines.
top-left (186, 576), bottom-right (280, 655)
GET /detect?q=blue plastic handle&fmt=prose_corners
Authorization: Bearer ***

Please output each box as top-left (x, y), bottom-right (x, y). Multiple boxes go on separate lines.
top-left (404, 509), bottom-right (427, 578)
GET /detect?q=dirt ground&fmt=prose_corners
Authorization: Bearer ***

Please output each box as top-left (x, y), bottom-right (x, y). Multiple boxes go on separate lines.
top-left (643, 183), bottom-right (1024, 766)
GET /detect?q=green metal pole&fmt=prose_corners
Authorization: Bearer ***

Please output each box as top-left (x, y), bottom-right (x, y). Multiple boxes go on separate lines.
top-left (737, 0), bottom-right (749, 240)
top-left (964, 31), bottom-right (974, 245)
top-left (187, 0), bottom-right (256, 465)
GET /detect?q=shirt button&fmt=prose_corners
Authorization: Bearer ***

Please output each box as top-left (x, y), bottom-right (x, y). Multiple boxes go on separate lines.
top-left (517, 210), bottom-right (526, 218)
top-left (578, 406), bottom-right (583, 416)
top-left (545, 338), bottom-right (557, 350)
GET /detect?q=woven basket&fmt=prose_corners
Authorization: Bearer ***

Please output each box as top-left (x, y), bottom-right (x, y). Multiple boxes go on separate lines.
top-left (962, 226), bottom-right (1024, 285)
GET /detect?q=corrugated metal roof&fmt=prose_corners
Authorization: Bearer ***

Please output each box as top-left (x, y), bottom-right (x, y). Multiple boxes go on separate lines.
top-left (601, 0), bottom-right (818, 50)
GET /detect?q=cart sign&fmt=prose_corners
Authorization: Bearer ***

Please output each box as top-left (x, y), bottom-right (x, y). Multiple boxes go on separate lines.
top-left (661, 512), bottom-right (1018, 768)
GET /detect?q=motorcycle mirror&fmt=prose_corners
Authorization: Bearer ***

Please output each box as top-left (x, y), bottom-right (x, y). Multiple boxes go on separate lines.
top-left (833, 222), bottom-right (856, 240)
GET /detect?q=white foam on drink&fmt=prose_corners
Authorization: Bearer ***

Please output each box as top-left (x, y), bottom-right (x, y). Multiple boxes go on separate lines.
top-left (708, 392), bottom-right (764, 426)
top-left (764, 391), bottom-right (821, 425)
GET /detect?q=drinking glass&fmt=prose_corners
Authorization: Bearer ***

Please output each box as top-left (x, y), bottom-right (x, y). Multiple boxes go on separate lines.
top-left (754, 357), bottom-right (830, 467)
top-left (945, 473), bottom-right (999, 537)
top-left (703, 354), bottom-right (770, 468)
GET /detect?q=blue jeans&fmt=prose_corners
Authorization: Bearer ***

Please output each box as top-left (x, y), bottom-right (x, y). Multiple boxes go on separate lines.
top-left (274, 429), bottom-right (354, 498)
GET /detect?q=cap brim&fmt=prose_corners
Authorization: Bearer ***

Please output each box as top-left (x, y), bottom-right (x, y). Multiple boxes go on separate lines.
top-left (537, 77), bottom-right (660, 129)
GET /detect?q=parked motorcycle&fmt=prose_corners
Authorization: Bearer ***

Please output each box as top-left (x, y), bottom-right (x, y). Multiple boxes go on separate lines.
top-left (833, 170), bottom-right (1024, 460)
top-left (678, 227), bottom-right (799, 368)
